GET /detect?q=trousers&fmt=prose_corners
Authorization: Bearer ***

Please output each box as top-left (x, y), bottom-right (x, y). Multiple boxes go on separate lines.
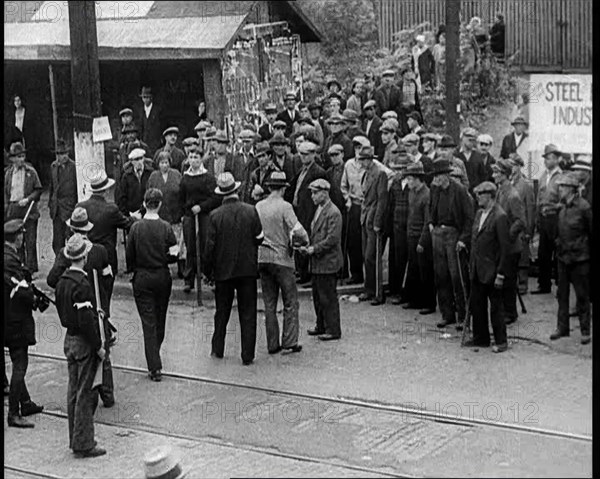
top-left (259, 263), bottom-right (300, 351)
top-left (183, 214), bottom-right (209, 287)
top-left (432, 226), bottom-right (465, 323)
top-left (64, 334), bottom-right (99, 452)
top-left (390, 227), bottom-right (408, 297)
top-left (52, 217), bottom-right (69, 255)
top-left (8, 346), bottom-right (32, 417)
top-left (537, 215), bottom-right (558, 290)
top-left (212, 277), bottom-right (257, 363)
top-left (362, 225), bottom-right (383, 300)
top-left (502, 252), bottom-right (520, 322)
top-left (556, 261), bottom-right (590, 336)
top-left (346, 204), bottom-right (364, 281)
top-left (470, 276), bottom-right (507, 346)
top-left (404, 235), bottom-right (436, 308)
top-left (517, 238), bottom-right (531, 293)
top-left (311, 274), bottom-right (341, 337)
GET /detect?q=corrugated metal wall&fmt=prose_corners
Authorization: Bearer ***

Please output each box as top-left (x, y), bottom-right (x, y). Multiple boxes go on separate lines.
top-left (375, 0), bottom-right (592, 72)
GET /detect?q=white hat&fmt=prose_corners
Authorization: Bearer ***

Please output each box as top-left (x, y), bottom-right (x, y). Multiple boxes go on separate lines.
top-left (298, 141), bottom-right (318, 154)
top-left (415, 34), bottom-right (426, 42)
top-left (89, 170), bottom-right (115, 193)
top-left (128, 148), bottom-right (146, 161)
top-left (143, 446), bottom-right (187, 479)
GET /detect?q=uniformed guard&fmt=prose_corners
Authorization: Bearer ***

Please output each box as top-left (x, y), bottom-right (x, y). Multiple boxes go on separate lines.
top-left (55, 234), bottom-right (106, 458)
top-left (126, 189), bottom-right (178, 381)
top-left (4, 219), bottom-right (44, 428)
top-left (550, 173), bottom-right (592, 345)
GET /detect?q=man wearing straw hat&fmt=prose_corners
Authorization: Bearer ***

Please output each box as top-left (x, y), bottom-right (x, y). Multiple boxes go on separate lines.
top-left (143, 445), bottom-right (188, 479)
top-left (55, 233), bottom-right (106, 458)
top-left (49, 139), bottom-right (77, 254)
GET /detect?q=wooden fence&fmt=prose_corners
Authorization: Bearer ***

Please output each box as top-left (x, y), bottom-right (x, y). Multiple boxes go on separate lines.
top-left (375, 0), bottom-right (592, 72)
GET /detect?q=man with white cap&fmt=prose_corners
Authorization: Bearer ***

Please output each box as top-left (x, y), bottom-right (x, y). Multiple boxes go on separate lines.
top-left (477, 133), bottom-right (496, 181)
top-left (299, 178), bottom-right (343, 340)
top-left (118, 148), bottom-right (154, 223)
top-left (322, 113), bottom-right (354, 169)
top-left (153, 126), bottom-right (186, 172)
top-left (55, 233), bottom-right (106, 457)
top-left (374, 70), bottom-right (402, 119)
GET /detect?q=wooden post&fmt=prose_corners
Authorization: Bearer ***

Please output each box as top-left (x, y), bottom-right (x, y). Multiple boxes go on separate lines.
top-left (68, 1), bottom-right (105, 201)
top-left (48, 64), bottom-right (59, 151)
top-left (445, 0), bottom-right (461, 143)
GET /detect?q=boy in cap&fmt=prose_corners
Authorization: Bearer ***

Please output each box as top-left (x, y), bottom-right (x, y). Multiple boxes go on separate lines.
top-left (4, 219), bottom-right (44, 428)
top-left (464, 181), bottom-right (510, 353)
top-left (477, 133), bottom-right (496, 181)
top-left (299, 179), bottom-right (343, 340)
top-left (153, 126), bottom-right (186, 171)
top-left (550, 173), bottom-right (592, 344)
top-left (118, 148), bottom-right (154, 222)
top-left (118, 107), bottom-right (135, 144)
top-left (270, 133), bottom-right (301, 186)
top-left (248, 142), bottom-right (277, 205)
top-left (55, 234), bottom-right (106, 457)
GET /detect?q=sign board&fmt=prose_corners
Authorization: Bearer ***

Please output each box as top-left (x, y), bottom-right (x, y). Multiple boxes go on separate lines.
top-left (92, 116), bottom-right (113, 143)
top-left (527, 74), bottom-right (592, 179)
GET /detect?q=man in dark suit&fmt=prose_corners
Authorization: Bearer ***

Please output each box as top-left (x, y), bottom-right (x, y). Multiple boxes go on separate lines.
top-left (76, 171), bottom-right (135, 300)
top-left (300, 179), bottom-right (343, 341)
top-left (289, 141), bottom-right (326, 285)
top-left (206, 130), bottom-right (242, 181)
top-left (322, 114), bottom-right (354, 169)
top-left (455, 127), bottom-right (487, 192)
top-left (258, 103), bottom-right (278, 142)
top-left (49, 139), bottom-right (78, 254)
top-left (357, 145), bottom-right (389, 305)
top-left (270, 133), bottom-right (301, 187)
top-left (500, 116), bottom-right (528, 159)
top-left (204, 173), bottom-right (264, 366)
top-left (464, 181), bottom-right (510, 353)
top-left (362, 100), bottom-right (383, 156)
top-left (477, 134), bottom-right (496, 181)
top-left (118, 148), bottom-right (153, 218)
top-left (137, 86), bottom-right (163, 155)
top-left (373, 70), bottom-right (403, 119)
top-left (276, 92), bottom-right (300, 137)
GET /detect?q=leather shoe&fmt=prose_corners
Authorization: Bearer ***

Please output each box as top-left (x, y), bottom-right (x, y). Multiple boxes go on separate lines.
top-left (210, 351), bottom-right (223, 359)
top-left (402, 303), bottom-right (419, 310)
top-left (281, 345), bottom-right (303, 355)
top-left (370, 298), bottom-right (385, 306)
top-left (455, 322), bottom-right (464, 331)
top-left (74, 446), bottom-right (107, 458)
top-left (242, 360), bottom-right (254, 366)
top-left (492, 343), bottom-right (508, 353)
top-left (20, 401), bottom-right (44, 416)
top-left (419, 308), bottom-right (435, 315)
top-left (268, 347), bottom-right (282, 354)
top-left (463, 339), bottom-right (490, 348)
top-left (318, 334), bottom-right (340, 341)
top-left (102, 400), bottom-right (115, 408)
top-left (437, 319), bottom-right (456, 328)
top-left (307, 328), bottom-right (325, 336)
top-left (148, 370), bottom-right (162, 382)
top-left (549, 330), bottom-right (569, 340)
top-left (580, 335), bottom-right (591, 345)
top-left (8, 416), bottom-right (34, 428)
top-left (531, 288), bottom-right (551, 295)
top-left (358, 293), bottom-right (373, 302)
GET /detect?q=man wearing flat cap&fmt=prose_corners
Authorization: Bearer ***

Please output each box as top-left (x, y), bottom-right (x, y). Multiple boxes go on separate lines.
top-left (500, 116), bottom-right (529, 160)
top-left (276, 91), bottom-right (300, 136)
top-left (551, 173), bottom-right (592, 345)
top-left (464, 181), bottom-right (510, 353)
top-left (435, 134), bottom-right (469, 189)
top-left (342, 109), bottom-right (365, 140)
top-left (374, 69), bottom-right (402, 119)
top-left (325, 144), bottom-right (348, 277)
top-left (322, 114), bottom-right (354, 170)
top-left (455, 127), bottom-right (487, 192)
top-left (137, 86), bottom-right (163, 154)
top-left (118, 148), bottom-right (154, 222)
top-left (477, 133), bottom-right (496, 181)
top-left (117, 107), bottom-right (135, 144)
top-left (299, 179), bottom-right (343, 340)
top-left (206, 130), bottom-right (243, 181)
top-left (234, 129), bottom-right (259, 203)
top-left (248, 142), bottom-right (278, 206)
top-left (492, 159), bottom-right (526, 325)
top-left (153, 126), bottom-right (185, 172)
top-left (508, 154), bottom-right (535, 294)
top-left (362, 99), bottom-right (383, 156)
top-left (259, 103), bottom-right (279, 142)
top-left (269, 133), bottom-right (301, 188)
top-left (532, 144), bottom-right (563, 294)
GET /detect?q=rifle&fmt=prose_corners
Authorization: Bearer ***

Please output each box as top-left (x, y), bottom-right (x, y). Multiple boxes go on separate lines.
top-left (92, 269), bottom-right (106, 390)
top-left (21, 200), bottom-right (36, 267)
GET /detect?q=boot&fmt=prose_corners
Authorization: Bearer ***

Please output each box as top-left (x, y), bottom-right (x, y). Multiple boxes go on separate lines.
top-left (20, 401), bottom-right (44, 416)
top-left (8, 415), bottom-right (34, 428)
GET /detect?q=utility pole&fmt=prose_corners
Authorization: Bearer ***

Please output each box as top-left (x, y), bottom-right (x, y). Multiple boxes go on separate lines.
top-left (445, 0), bottom-right (461, 142)
top-left (68, 1), bottom-right (105, 201)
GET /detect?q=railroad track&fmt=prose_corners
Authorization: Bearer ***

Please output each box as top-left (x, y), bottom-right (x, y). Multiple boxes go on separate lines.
top-left (4, 465), bottom-right (64, 479)
top-left (21, 351), bottom-right (592, 443)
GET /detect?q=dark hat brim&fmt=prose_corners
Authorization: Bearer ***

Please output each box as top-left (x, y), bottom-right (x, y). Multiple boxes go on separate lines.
top-left (215, 181), bottom-right (242, 195)
top-left (65, 219), bottom-right (94, 232)
top-left (264, 180), bottom-right (290, 188)
top-left (9, 148), bottom-right (27, 157)
top-left (542, 150), bottom-right (562, 158)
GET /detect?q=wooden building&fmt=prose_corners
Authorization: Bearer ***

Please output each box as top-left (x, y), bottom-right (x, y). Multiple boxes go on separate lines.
top-left (374, 0), bottom-right (592, 73)
top-left (4, 1), bottom-right (322, 183)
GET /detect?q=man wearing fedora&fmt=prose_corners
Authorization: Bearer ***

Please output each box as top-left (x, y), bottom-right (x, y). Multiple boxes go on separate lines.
top-left (374, 69), bottom-right (402, 119)
top-left (4, 219), bottom-right (44, 428)
top-left (76, 171), bottom-right (135, 304)
top-left (362, 99), bottom-right (383, 157)
top-left (256, 171), bottom-right (308, 354)
top-left (429, 158), bottom-right (474, 328)
top-left (204, 173), bottom-right (264, 365)
top-left (137, 86), bottom-right (163, 155)
top-left (299, 178), bottom-right (343, 341)
top-left (455, 127), bottom-right (487, 192)
top-left (508, 154), bottom-right (535, 295)
top-left (276, 91), bottom-right (300, 137)
top-left (464, 181), bottom-right (510, 353)
top-left (47, 207), bottom-right (116, 406)
top-left (357, 145), bottom-right (389, 305)
top-left (500, 116), bottom-right (528, 160)
top-left (143, 445), bottom-right (188, 479)
top-left (492, 159), bottom-right (526, 325)
top-left (322, 113), bottom-right (354, 170)
top-left (55, 233), bottom-right (106, 458)
top-left (532, 144), bottom-right (563, 294)
top-left (551, 173), bottom-right (592, 345)
top-left (4, 142), bottom-right (43, 273)
top-left (153, 126), bottom-right (186, 172)
top-left (248, 141), bottom-right (278, 205)
top-left (49, 139), bottom-right (78, 254)
top-left (571, 155), bottom-right (592, 205)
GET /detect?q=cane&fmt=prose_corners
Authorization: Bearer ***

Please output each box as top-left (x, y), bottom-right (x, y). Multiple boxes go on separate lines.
top-left (195, 214), bottom-right (203, 306)
top-left (455, 246), bottom-right (471, 344)
top-left (375, 230), bottom-right (381, 300)
top-left (342, 209), bottom-right (351, 278)
top-left (21, 200), bottom-right (36, 268)
top-left (517, 289), bottom-right (527, 314)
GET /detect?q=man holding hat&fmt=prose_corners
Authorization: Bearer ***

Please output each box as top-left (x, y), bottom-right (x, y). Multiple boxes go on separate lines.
top-left (276, 91), bottom-right (300, 136)
top-left (500, 116), bottom-right (529, 160)
top-left (492, 159), bottom-right (526, 325)
top-left (137, 86), bottom-right (163, 154)
top-left (322, 113), bottom-right (354, 169)
top-left (551, 173), bottom-right (592, 345)
top-left (455, 127), bottom-right (487, 192)
top-left (299, 178), bottom-right (343, 340)
top-left (509, 154), bottom-right (535, 294)
top-left (4, 219), bottom-right (44, 428)
top-left (204, 173), bottom-right (265, 365)
top-left (362, 99), bottom-right (383, 155)
top-left (429, 158), bottom-right (474, 328)
top-left (465, 181), bottom-right (510, 353)
top-left (533, 144), bottom-right (563, 294)
top-left (357, 145), bottom-right (389, 305)
top-left (374, 69), bottom-right (402, 119)
top-left (380, 120), bottom-right (399, 167)
top-left (49, 138), bottom-right (78, 254)
top-left (259, 103), bottom-right (279, 142)
top-left (47, 207), bottom-right (115, 407)
top-left (256, 171), bottom-right (309, 354)
top-left (55, 233), bottom-right (106, 457)
top-left (4, 142), bottom-right (43, 273)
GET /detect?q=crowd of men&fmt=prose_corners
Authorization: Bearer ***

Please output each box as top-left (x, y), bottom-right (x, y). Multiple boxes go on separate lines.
top-left (4, 79), bottom-right (593, 458)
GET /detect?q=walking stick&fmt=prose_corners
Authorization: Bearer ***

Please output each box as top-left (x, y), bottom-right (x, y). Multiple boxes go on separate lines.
top-left (517, 289), bottom-right (527, 314)
top-left (21, 200), bottom-right (36, 268)
top-left (195, 214), bottom-right (203, 306)
top-left (456, 247), bottom-right (472, 345)
top-left (342, 209), bottom-right (351, 278)
top-left (375, 230), bottom-right (381, 300)
top-left (92, 269), bottom-right (106, 390)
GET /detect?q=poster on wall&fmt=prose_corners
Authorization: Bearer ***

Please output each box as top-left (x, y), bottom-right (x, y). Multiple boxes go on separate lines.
top-left (527, 74), bottom-right (592, 179)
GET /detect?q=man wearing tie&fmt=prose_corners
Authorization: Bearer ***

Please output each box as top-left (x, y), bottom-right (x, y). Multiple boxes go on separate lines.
top-left (500, 116), bottom-right (528, 159)
top-left (276, 92), bottom-right (300, 137)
